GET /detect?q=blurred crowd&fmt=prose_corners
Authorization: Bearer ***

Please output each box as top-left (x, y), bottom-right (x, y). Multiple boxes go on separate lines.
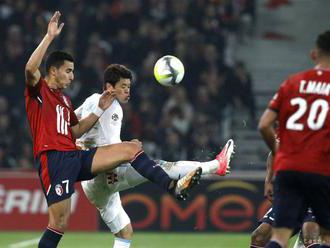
top-left (0, 0), bottom-right (256, 169)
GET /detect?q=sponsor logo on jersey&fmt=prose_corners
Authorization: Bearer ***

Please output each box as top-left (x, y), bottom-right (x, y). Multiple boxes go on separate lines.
top-left (112, 113), bottom-right (119, 121)
top-left (55, 184), bottom-right (63, 196)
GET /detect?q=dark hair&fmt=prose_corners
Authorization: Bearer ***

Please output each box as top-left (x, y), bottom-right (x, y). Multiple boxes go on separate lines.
top-left (45, 51), bottom-right (74, 73)
top-left (103, 64), bottom-right (132, 89)
top-left (316, 31), bottom-right (330, 56)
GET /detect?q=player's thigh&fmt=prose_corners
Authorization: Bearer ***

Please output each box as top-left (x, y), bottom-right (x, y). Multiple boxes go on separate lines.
top-left (81, 175), bottom-right (112, 209)
top-left (36, 151), bottom-right (82, 206)
top-left (273, 171), bottom-right (308, 229)
top-left (121, 165), bottom-right (147, 189)
top-left (91, 142), bottom-right (142, 174)
top-left (48, 197), bottom-right (71, 230)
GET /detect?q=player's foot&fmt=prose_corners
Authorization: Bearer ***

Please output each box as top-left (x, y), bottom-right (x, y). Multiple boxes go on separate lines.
top-left (215, 139), bottom-right (235, 176)
top-left (175, 167), bottom-right (202, 201)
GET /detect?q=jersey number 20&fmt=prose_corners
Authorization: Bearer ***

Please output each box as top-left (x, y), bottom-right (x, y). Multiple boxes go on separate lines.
top-left (286, 97), bottom-right (329, 131)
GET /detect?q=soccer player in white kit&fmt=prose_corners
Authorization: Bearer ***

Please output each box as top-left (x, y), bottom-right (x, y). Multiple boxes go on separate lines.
top-left (76, 64), bottom-right (234, 248)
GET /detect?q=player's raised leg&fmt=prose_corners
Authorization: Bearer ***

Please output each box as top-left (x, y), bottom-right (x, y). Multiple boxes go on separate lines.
top-left (91, 140), bottom-right (202, 200)
top-left (105, 139), bottom-right (235, 195)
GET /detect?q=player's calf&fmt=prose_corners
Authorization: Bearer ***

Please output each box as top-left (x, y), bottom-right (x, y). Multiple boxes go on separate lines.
top-left (302, 221), bottom-right (320, 247)
top-left (39, 199), bottom-right (71, 247)
top-left (251, 223), bottom-right (272, 247)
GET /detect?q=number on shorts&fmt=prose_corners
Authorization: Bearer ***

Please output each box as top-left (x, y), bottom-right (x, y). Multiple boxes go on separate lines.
top-left (286, 97), bottom-right (329, 131)
top-left (62, 180), bottom-right (69, 193)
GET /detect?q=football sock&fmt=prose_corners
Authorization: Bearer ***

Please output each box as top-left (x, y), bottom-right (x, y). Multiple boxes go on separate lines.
top-left (113, 237), bottom-right (131, 248)
top-left (308, 244), bottom-right (321, 248)
top-left (320, 244), bottom-right (330, 248)
top-left (196, 160), bottom-right (219, 174)
top-left (38, 227), bottom-right (63, 248)
top-left (130, 151), bottom-right (173, 192)
top-left (265, 241), bottom-right (283, 248)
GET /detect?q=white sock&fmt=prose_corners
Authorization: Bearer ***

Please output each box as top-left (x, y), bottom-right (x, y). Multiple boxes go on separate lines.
top-left (159, 160), bottom-right (218, 179)
top-left (113, 237), bottom-right (131, 248)
top-left (199, 160), bottom-right (219, 174)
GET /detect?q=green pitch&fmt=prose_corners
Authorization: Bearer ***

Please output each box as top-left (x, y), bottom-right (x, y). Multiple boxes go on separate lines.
top-left (0, 232), bottom-right (297, 248)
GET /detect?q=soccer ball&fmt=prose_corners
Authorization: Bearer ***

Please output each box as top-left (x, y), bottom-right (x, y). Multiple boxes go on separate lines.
top-left (153, 55), bottom-right (185, 87)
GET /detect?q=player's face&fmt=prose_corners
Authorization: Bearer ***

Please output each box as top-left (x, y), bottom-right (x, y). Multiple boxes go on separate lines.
top-left (108, 78), bottom-right (131, 103)
top-left (54, 61), bottom-right (74, 89)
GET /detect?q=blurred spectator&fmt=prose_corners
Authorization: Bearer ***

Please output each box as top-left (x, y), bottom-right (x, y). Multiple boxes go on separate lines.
top-left (233, 61), bottom-right (257, 127)
top-left (0, 0), bottom-right (255, 170)
top-left (160, 128), bottom-right (187, 161)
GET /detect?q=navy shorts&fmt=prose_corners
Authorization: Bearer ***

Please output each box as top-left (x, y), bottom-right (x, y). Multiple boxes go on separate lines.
top-left (35, 149), bottom-right (97, 206)
top-left (260, 207), bottom-right (316, 235)
top-left (273, 170), bottom-right (330, 230)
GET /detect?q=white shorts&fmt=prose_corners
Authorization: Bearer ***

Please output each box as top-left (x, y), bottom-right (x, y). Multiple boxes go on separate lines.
top-left (100, 202), bottom-right (131, 234)
top-left (81, 162), bottom-right (170, 233)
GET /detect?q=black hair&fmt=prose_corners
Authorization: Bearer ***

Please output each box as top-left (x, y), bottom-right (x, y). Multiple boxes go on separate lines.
top-left (316, 31), bottom-right (330, 56)
top-left (45, 51), bottom-right (74, 73)
top-left (103, 64), bottom-right (132, 89)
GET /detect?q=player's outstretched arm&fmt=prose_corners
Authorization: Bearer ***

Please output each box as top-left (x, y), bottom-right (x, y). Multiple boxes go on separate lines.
top-left (25, 11), bottom-right (64, 86)
top-left (72, 90), bottom-right (116, 138)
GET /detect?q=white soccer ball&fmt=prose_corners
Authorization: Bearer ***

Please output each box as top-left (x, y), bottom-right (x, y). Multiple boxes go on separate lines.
top-left (153, 55), bottom-right (185, 87)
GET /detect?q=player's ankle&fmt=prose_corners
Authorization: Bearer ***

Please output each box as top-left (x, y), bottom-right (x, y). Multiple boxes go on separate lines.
top-left (168, 180), bottom-right (176, 193)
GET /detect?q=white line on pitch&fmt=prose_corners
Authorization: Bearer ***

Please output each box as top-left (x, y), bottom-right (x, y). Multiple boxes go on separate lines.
top-left (9, 238), bottom-right (40, 248)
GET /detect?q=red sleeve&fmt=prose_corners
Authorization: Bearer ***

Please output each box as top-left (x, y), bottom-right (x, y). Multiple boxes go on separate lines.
top-left (66, 97), bottom-right (79, 126)
top-left (24, 78), bottom-right (43, 97)
top-left (268, 80), bottom-right (287, 112)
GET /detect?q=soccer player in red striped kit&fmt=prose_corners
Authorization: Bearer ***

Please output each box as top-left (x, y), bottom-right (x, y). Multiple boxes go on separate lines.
top-left (259, 30), bottom-right (330, 248)
top-left (24, 11), bottom-right (201, 248)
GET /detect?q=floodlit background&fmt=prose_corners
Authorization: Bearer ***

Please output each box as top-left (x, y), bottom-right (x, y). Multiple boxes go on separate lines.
top-left (0, 0), bottom-right (329, 247)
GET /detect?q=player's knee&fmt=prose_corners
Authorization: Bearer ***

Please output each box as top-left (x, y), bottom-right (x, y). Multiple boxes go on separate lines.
top-left (123, 142), bottom-right (142, 161)
top-left (115, 224), bottom-right (133, 240)
top-left (251, 227), bottom-right (271, 246)
top-left (49, 213), bottom-right (69, 231)
top-left (121, 229), bottom-right (133, 240)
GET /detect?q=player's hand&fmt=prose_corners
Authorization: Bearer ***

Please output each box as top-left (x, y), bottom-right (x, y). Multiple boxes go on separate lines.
top-left (47, 11), bottom-right (64, 38)
top-left (264, 181), bottom-right (274, 203)
top-left (98, 89), bottom-right (116, 110)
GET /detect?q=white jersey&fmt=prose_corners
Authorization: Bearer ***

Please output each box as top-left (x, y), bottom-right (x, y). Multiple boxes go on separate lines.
top-left (75, 93), bottom-right (123, 147)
